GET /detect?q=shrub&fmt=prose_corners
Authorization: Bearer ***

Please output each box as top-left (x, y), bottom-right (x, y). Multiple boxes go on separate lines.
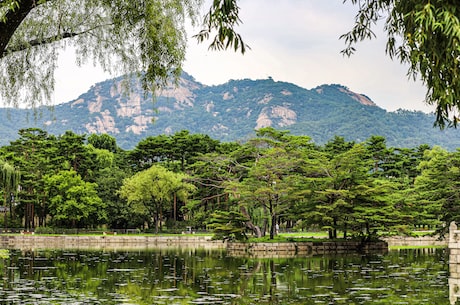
top-left (34, 227), bottom-right (55, 234)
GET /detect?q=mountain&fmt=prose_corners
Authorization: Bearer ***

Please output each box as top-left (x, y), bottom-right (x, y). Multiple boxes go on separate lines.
top-left (1, 72), bottom-right (459, 150)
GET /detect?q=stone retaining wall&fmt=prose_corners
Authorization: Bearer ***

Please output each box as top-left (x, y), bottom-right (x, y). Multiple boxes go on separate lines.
top-left (0, 234), bottom-right (443, 255)
top-left (0, 235), bottom-right (226, 251)
top-left (449, 222), bottom-right (460, 304)
top-left (227, 241), bottom-right (388, 258)
top-left (383, 236), bottom-right (446, 247)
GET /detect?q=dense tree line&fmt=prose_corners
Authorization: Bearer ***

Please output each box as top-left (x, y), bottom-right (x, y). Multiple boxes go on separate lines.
top-left (0, 127), bottom-right (455, 240)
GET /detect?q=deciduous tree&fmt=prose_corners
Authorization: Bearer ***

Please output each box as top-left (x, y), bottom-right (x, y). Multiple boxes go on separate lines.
top-left (0, 0), bottom-right (245, 107)
top-left (0, 159), bottom-right (20, 227)
top-left (44, 169), bottom-right (106, 228)
top-left (119, 164), bottom-right (196, 233)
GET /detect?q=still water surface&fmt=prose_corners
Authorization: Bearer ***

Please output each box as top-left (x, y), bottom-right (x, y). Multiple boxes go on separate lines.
top-left (0, 247), bottom-right (451, 304)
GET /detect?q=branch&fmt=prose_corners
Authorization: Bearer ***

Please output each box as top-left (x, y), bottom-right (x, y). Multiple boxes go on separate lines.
top-left (201, 193), bottom-right (227, 201)
top-left (4, 23), bottom-right (113, 54)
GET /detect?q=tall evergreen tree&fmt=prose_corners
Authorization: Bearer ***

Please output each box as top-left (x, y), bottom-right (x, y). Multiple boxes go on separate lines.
top-left (411, 146), bottom-right (460, 234)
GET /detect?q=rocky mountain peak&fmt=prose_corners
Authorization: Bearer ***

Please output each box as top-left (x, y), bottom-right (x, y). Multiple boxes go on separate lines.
top-left (1, 72), bottom-right (457, 151)
top-left (315, 84), bottom-right (376, 107)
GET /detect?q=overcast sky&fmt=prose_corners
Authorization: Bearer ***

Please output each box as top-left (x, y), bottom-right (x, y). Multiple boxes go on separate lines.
top-left (54, 0), bottom-right (433, 113)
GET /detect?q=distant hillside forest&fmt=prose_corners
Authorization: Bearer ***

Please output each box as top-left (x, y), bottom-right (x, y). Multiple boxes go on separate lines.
top-left (0, 127), bottom-right (455, 240)
top-left (1, 73), bottom-right (460, 150)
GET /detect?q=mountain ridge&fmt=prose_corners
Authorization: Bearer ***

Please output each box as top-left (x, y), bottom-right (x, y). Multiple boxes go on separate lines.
top-left (0, 72), bottom-right (459, 150)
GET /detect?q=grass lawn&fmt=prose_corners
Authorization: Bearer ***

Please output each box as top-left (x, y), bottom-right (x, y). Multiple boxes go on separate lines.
top-left (279, 231), bottom-right (328, 238)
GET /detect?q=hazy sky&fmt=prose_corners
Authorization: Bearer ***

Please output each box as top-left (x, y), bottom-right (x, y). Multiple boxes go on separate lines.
top-left (54, 0), bottom-right (433, 113)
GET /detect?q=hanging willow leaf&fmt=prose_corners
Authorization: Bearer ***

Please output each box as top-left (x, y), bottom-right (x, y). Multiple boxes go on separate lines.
top-left (0, 159), bottom-right (20, 205)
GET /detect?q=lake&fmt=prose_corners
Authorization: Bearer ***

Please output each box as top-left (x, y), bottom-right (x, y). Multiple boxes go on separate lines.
top-left (0, 247), bottom-right (452, 304)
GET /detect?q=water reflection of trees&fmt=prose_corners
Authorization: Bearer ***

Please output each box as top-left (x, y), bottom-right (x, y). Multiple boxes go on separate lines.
top-left (0, 249), bottom-right (451, 304)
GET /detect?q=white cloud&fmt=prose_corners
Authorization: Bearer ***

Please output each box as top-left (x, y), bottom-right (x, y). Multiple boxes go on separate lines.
top-left (184, 0), bottom-right (432, 113)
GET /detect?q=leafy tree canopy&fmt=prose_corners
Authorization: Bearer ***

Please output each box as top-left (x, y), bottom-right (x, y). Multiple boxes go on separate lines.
top-left (3, 0), bottom-right (460, 128)
top-left (119, 164), bottom-right (196, 232)
top-left (44, 169), bottom-right (106, 228)
top-left (0, 0), bottom-right (245, 107)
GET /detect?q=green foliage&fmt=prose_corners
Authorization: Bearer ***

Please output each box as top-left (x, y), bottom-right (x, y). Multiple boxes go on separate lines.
top-left (119, 164), bottom-right (196, 233)
top-left (44, 169), bottom-right (106, 228)
top-left (0, 249), bottom-right (9, 259)
top-left (0, 158), bottom-right (20, 215)
top-left (194, 0), bottom-right (248, 53)
top-left (207, 210), bottom-right (248, 241)
top-left (34, 226), bottom-right (55, 234)
top-left (343, 0), bottom-right (460, 127)
top-left (87, 134), bottom-right (118, 153)
top-left (410, 146), bottom-right (460, 236)
top-left (129, 130), bottom-right (220, 172)
top-left (1, 77), bottom-right (459, 151)
top-left (0, 125), bottom-right (457, 239)
top-left (95, 166), bottom-right (134, 229)
top-left (0, 0), bottom-right (247, 108)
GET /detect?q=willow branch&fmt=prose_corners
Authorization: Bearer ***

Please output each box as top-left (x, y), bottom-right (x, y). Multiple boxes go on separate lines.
top-left (3, 23), bottom-right (113, 55)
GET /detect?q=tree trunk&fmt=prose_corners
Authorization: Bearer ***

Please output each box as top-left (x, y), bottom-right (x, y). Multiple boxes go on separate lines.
top-left (262, 205), bottom-right (268, 236)
top-left (3, 192), bottom-right (7, 230)
top-left (0, 0), bottom-right (37, 57)
top-left (240, 205), bottom-right (262, 238)
top-left (270, 213), bottom-right (276, 240)
top-left (173, 193), bottom-right (177, 221)
top-left (154, 214), bottom-right (159, 234)
top-left (159, 206), bottom-right (163, 232)
top-left (333, 217), bottom-right (337, 239)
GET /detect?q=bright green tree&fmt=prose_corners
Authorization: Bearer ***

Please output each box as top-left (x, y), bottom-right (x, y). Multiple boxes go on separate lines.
top-left (119, 164), bottom-right (196, 233)
top-left (44, 169), bottom-right (106, 228)
top-left (0, 159), bottom-right (20, 207)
